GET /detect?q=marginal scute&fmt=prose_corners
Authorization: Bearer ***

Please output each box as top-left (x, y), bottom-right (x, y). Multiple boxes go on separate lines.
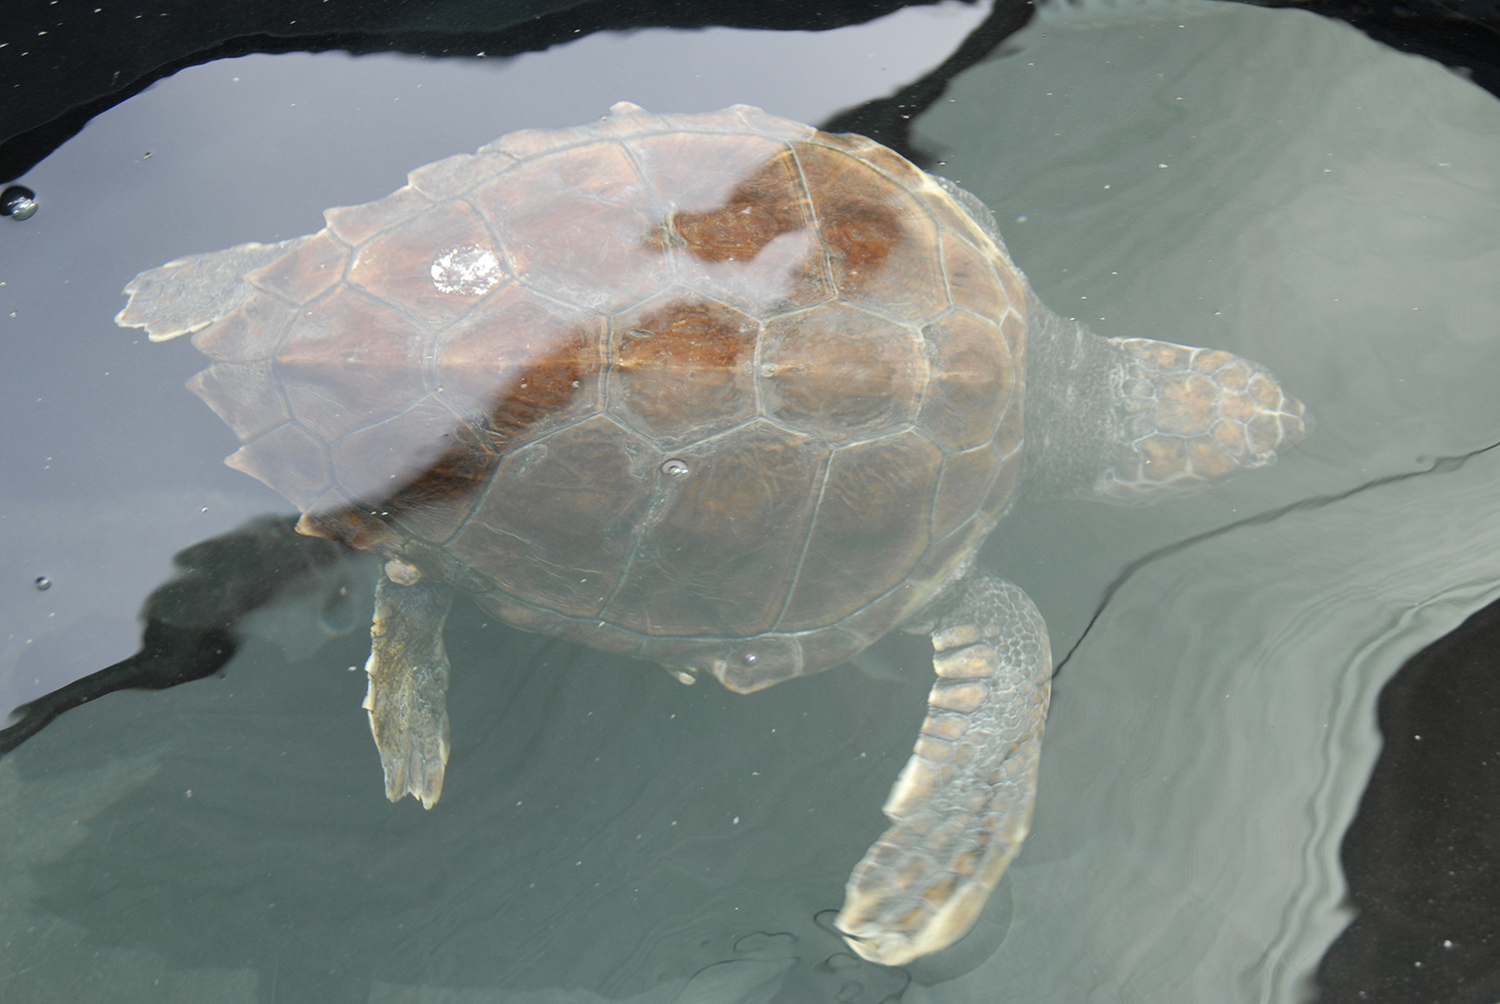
top-left (189, 294), bottom-right (297, 363)
top-left (324, 186), bottom-right (433, 247)
top-left (727, 104), bottom-right (817, 143)
top-left (187, 361), bottom-right (291, 442)
top-left (244, 229), bottom-right (350, 305)
top-left (224, 423), bottom-right (332, 510)
top-left (407, 151), bottom-right (516, 202)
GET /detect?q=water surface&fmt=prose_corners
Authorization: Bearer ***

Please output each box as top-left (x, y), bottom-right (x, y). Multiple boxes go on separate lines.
top-left (2, 1), bottom-right (1498, 1001)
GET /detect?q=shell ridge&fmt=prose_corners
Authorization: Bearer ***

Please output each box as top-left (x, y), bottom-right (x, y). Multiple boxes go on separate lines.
top-left (768, 446), bottom-right (834, 633)
top-left (593, 413), bottom-right (692, 626)
top-left (615, 138), bottom-right (679, 287)
top-left (779, 142), bottom-right (837, 304)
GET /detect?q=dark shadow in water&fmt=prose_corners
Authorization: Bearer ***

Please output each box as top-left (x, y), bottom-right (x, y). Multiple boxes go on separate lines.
top-left (820, 0), bottom-right (1036, 164)
top-left (1315, 595), bottom-right (1500, 1004)
top-left (0, 517), bottom-right (366, 755)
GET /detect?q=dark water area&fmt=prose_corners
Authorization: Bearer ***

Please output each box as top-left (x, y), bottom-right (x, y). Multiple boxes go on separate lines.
top-left (1, 1), bottom-right (1499, 1001)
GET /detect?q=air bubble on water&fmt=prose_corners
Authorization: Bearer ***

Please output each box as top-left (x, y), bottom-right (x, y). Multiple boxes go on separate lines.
top-left (2, 186), bottom-right (38, 221)
top-left (661, 458), bottom-right (689, 477)
top-left (742, 652), bottom-right (756, 665)
top-left (34, 576), bottom-right (50, 591)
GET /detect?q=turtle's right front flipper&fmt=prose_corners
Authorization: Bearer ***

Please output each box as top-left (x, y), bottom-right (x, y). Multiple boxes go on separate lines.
top-left (365, 563), bottom-right (455, 810)
top-left (836, 574), bottom-right (1051, 967)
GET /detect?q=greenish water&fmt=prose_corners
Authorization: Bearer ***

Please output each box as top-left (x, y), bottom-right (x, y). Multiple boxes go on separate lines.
top-left (2, 1), bottom-right (1499, 1001)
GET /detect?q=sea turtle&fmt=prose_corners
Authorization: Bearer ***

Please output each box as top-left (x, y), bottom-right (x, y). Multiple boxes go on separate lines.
top-left (114, 102), bottom-right (1306, 966)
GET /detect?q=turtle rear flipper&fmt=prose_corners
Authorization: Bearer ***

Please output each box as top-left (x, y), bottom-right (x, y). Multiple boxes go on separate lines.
top-left (837, 574), bottom-right (1051, 967)
top-left (365, 566), bottom-right (454, 810)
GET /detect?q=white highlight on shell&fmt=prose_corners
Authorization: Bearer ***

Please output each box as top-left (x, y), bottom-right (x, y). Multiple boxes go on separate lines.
top-left (430, 244), bottom-right (502, 295)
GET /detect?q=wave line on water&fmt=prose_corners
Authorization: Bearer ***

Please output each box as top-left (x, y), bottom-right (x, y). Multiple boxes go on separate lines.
top-left (1053, 437), bottom-right (1500, 677)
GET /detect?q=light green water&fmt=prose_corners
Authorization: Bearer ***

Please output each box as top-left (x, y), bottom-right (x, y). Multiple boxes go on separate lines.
top-left (2, 1), bottom-right (1499, 1002)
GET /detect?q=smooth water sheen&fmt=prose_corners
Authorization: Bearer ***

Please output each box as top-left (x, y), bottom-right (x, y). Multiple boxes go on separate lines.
top-left (2, 0), bottom-right (1498, 1001)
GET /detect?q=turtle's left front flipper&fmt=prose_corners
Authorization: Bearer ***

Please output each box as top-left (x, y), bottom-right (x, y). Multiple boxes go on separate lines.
top-left (837, 574), bottom-right (1051, 966)
top-left (365, 565), bottom-right (455, 809)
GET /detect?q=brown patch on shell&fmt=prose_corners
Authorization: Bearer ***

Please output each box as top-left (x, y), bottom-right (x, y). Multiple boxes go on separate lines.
top-left (609, 296), bottom-right (759, 442)
top-left (794, 142), bottom-right (948, 323)
top-left (649, 144), bottom-right (808, 263)
top-left (310, 325), bottom-right (605, 548)
top-left (433, 284), bottom-right (604, 439)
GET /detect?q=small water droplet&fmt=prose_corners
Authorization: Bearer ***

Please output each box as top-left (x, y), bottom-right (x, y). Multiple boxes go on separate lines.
top-left (661, 458), bottom-right (689, 477)
top-left (2, 186), bottom-right (38, 221)
top-left (34, 576), bottom-right (50, 591)
top-left (742, 652), bottom-right (757, 665)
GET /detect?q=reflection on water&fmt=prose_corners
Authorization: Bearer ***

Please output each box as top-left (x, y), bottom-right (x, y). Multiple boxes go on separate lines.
top-left (2, 0), bottom-right (1499, 1001)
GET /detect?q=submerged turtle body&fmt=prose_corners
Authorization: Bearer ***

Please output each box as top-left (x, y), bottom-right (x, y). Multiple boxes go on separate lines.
top-left (117, 103), bottom-right (1306, 967)
top-left (125, 105), bottom-right (1035, 691)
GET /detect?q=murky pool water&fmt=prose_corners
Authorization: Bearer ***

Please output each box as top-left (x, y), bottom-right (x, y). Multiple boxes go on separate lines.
top-left (1, 1), bottom-right (1498, 1001)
